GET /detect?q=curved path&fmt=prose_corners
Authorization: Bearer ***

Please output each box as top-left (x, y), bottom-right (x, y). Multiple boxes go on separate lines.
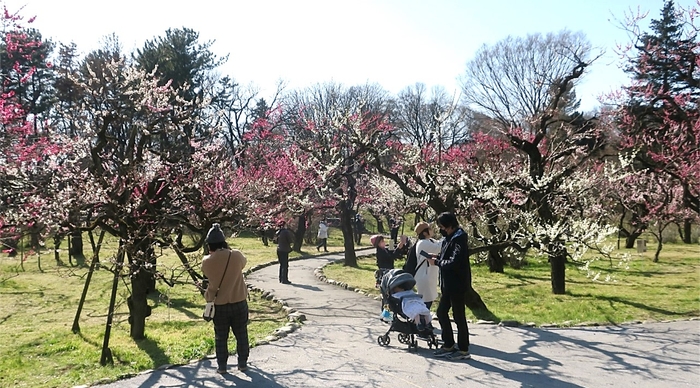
top-left (98, 250), bottom-right (700, 388)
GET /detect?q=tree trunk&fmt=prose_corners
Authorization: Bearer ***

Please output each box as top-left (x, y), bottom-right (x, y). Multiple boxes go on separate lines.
top-left (128, 270), bottom-right (151, 340)
top-left (340, 204), bottom-right (357, 267)
top-left (53, 234), bottom-right (63, 265)
top-left (70, 229), bottom-right (84, 257)
top-left (653, 236), bottom-right (662, 263)
top-left (549, 247), bottom-right (566, 295)
top-left (374, 214), bottom-right (385, 234)
top-left (30, 228), bottom-right (40, 250)
top-left (127, 240), bottom-right (155, 340)
top-left (292, 214), bottom-right (306, 252)
top-left (625, 231), bottom-right (643, 249)
top-left (682, 219), bottom-right (692, 244)
top-left (487, 248), bottom-right (505, 273)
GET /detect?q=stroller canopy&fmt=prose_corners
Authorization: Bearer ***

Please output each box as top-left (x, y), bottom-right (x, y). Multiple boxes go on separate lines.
top-left (380, 269), bottom-right (416, 295)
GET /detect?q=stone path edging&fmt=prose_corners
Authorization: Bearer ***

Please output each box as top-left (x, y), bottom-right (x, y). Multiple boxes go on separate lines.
top-left (76, 252), bottom-right (350, 387)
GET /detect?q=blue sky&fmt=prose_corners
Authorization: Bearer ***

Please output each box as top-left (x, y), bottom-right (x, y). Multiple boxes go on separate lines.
top-left (5, 0), bottom-right (695, 111)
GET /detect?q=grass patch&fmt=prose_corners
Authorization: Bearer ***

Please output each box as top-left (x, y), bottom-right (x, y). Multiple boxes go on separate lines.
top-left (323, 243), bottom-right (700, 325)
top-left (0, 229), bottom-right (353, 388)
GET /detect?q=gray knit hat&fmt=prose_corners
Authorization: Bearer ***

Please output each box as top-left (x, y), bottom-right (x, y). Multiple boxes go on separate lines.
top-left (205, 223), bottom-right (226, 244)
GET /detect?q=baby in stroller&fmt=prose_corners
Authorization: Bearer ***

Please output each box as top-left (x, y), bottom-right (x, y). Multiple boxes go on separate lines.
top-left (377, 269), bottom-right (438, 350)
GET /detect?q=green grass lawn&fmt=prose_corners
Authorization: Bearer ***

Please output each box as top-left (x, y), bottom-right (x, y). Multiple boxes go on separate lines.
top-left (323, 242), bottom-right (700, 325)
top-left (0, 229), bottom-right (351, 388)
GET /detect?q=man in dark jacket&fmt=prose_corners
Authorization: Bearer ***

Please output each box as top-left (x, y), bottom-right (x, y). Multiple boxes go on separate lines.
top-left (427, 212), bottom-right (471, 360)
top-left (274, 221), bottom-right (294, 284)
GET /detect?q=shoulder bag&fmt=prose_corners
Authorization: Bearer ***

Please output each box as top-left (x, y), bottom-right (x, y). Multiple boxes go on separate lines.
top-left (202, 251), bottom-right (231, 322)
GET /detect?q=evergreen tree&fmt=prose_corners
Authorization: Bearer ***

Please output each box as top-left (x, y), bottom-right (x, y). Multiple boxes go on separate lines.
top-left (619, 0), bottom-right (699, 243)
top-left (134, 28), bottom-right (227, 149)
top-left (627, 0), bottom-right (697, 96)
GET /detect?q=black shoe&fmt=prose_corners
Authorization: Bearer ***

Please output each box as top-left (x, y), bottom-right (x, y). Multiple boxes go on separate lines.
top-left (282, 280), bottom-right (292, 284)
top-left (237, 361), bottom-right (248, 372)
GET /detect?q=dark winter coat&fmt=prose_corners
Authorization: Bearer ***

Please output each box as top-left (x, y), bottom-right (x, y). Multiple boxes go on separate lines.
top-left (376, 247), bottom-right (403, 269)
top-left (275, 228), bottom-right (294, 253)
top-left (435, 228), bottom-right (471, 293)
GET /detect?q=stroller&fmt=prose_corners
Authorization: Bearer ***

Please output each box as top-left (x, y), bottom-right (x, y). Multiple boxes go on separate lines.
top-left (376, 269), bottom-right (439, 351)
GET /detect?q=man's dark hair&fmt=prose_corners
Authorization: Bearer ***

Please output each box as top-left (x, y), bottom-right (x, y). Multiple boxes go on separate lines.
top-left (437, 212), bottom-right (459, 229)
top-left (207, 241), bottom-right (229, 252)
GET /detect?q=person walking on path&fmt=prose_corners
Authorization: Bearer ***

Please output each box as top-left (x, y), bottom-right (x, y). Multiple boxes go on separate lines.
top-left (316, 220), bottom-right (329, 252)
top-left (274, 221), bottom-right (295, 284)
top-left (354, 214), bottom-right (365, 245)
top-left (201, 223), bottom-right (250, 374)
top-left (413, 221), bottom-right (441, 309)
top-left (427, 212), bottom-right (472, 360)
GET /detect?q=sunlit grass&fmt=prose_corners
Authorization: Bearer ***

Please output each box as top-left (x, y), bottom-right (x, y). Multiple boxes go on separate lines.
top-left (0, 229), bottom-right (354, 388)
top-left (324, 243), bottom-right (700, 325)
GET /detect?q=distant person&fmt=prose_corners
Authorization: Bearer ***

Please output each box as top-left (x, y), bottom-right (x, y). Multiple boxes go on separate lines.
top-left (427, 212), bottom-right (471, 360)
top-left (273, 221), bottom-right (294, 284)
top-left (201, 223), bottom-right (250, 373)
top-left (413, 221), bottom-right (441, 309)
top-left (316, 220), bottom-right (329, 252)
top-left (354, 214), bottom-right (364, 245)
top-left (389, 217), bottom-right (401, 248)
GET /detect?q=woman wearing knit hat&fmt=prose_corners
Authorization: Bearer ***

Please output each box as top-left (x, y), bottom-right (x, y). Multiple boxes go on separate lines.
top-left (201, 223), bottom-right (250, 374)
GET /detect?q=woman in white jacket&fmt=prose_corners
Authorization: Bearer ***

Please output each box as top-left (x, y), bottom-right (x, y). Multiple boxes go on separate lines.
top-left (413, 222), bottom-right (441, 309)
top-left (316, 220), bottom-right (329, 252)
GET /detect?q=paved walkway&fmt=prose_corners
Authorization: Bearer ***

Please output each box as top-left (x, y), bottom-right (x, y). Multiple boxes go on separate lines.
top-left (99, 250), bottom-right (700, 388)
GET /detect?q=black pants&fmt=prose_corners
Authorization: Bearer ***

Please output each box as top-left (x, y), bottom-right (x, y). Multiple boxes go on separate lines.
top-left (213, 300), bottom-right (249, 370)
top-left (390, 228), bottom-right (399, 245)
top-left (436, 290), bottom-right (469, 351)
top-left (277, 250), bottom-right (290, 282)
top-left (316, 238), bottom-right (327, 251)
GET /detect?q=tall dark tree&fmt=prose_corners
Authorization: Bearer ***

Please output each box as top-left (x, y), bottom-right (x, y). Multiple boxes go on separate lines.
top-left (0, 28), bottom-right (55, 131)
top-left (619, 0), bottom-right (699, 243)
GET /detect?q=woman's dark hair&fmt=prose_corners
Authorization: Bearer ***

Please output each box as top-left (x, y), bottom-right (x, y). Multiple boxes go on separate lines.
top-left (207, 241), bottom-right (229, 252)
top-left (436, 212), bottom-right (459, 229)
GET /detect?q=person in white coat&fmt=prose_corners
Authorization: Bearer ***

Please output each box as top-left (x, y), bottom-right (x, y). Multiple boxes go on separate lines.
top-left (316, 220), bottom-right (329, 252)
top-left (413, 222), bottom-right (441, 309)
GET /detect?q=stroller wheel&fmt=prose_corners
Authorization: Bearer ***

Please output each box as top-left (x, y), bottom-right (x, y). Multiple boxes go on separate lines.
top-left (377, 335), bottom-right (390, 347)
top-left (398, 333), bottom-right (411, 345)
top-left (431, 336), bottom-right (439, 348)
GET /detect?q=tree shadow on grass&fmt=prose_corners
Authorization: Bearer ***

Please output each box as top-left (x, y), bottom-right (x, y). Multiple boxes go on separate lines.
top-left (136, 335), bottom-right (171, 368)
top-left (151, 296), bottom-right (201, 319)
top-left (471, 308), bottom-right (500, 322)
top-left (569, 292), bottom-right (699, 317)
